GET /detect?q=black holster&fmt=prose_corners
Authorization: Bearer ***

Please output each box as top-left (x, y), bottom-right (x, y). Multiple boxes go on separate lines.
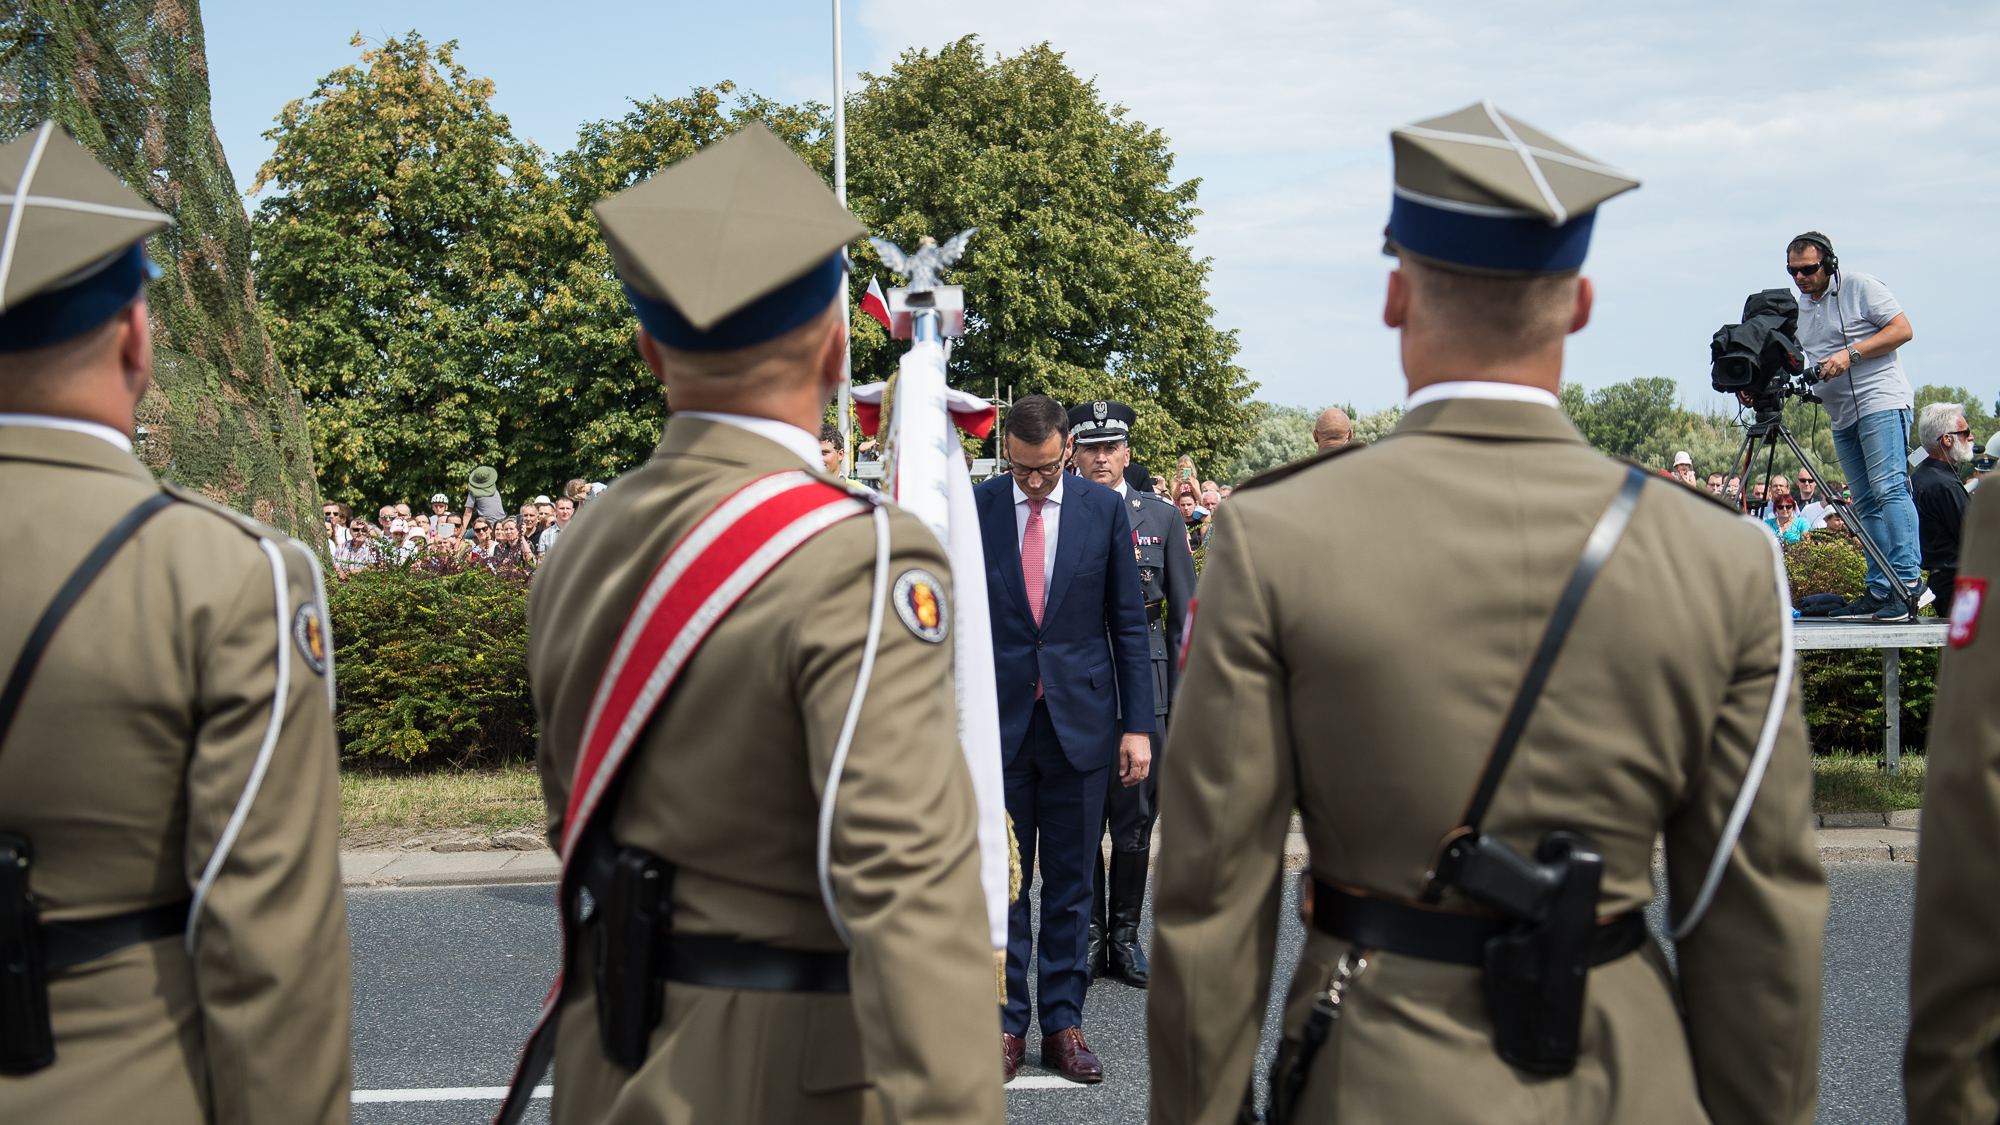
top-left (0, 833), bottom-right (53, 1075)
top-left (1439, 829), bottom-right (1604, 1075)
top-left (586, 843), bottom-right (674, 1072)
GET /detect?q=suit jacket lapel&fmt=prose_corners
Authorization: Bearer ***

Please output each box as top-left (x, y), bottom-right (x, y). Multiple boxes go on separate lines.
top-left (1041, 486), bottom-right (1086, 625)
top-left (979, 483), bottom-right (1032, 623)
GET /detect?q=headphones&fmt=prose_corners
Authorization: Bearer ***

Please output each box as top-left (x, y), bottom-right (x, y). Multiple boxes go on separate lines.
top-left (1790, 231), bottom-right (1839, 277)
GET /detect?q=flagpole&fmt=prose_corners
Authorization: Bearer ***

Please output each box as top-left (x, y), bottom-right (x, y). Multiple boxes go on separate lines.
top-left (832, 0), bottom-right (853, 475)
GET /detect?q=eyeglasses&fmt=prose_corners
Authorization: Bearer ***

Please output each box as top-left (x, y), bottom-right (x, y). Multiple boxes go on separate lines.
top-left (1787, 262), bottom-right (1826, 277)
top-left (1008, 458), bottom-right (1066, 481)
top-left (1948, 428), bottom-right (1973, 441)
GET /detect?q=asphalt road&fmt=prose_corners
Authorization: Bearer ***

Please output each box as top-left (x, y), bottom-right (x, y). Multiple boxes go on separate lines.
top-left (349, 863), bottom-right (1916, 1124)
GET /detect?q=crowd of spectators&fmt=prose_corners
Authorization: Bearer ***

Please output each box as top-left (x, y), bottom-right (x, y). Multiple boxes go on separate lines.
top-left (324, 467), bottom-right (600, 577)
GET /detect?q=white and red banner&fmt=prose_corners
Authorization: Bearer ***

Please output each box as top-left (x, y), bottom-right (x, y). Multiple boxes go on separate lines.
top-left (859, 276), bottom-right (892, 332)
top-left (848, 368), bottom-right (1008, 953)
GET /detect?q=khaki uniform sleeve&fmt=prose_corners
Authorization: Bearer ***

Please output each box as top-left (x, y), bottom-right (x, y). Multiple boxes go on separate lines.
top-left (793, 512), bottom-right (1005, 1125)
top-left (182, 538), bottom-right (352, 1125)
top-left (1146, 502), bottom-right (1296, 1125)
top-left (1664, 537), bottom-right (1825, 1125)
top-left (1907, 488), bottom-right (2000, 1124)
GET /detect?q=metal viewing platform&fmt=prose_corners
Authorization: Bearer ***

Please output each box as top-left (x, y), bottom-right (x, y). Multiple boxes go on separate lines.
top-left (1792, 618), bottom-right (1949, 772)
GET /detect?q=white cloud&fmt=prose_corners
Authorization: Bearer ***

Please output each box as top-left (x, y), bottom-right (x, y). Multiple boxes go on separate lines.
top-left (857, 0), bottom-right (2000, 413)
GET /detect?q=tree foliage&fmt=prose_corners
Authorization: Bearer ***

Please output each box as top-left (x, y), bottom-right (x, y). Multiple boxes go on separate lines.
top-left (252, 33), bottom-right (549, 507)
top-left (1224, 404), bottom-right (1315, 481)
top-left (255, 35), bottom-right (1253, 503)
top-left (843, 37), bottom-right (1254, 472)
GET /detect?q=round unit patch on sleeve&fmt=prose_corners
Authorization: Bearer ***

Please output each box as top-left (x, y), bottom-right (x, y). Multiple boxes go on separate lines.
top-left (892, 568), bottom-right (949, 643)
top-left (292, 602), bottom-right (329, 675)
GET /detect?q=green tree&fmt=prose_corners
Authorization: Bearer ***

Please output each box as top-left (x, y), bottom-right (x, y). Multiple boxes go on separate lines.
top-left (509, 84), bottom-right (833, 489)
top-left (252, 33), bottom-right (551, 508)
top-left (844, 37), bottom-right (1254, 471)
top-left (1559, 378), bottom-right (1682, 461)
top-left (1223, 403), bottom-right (1315, 482)
top-left (1352, 406), bottom-right (1405, 445)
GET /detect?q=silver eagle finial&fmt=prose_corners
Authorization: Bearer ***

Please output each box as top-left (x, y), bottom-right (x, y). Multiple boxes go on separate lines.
top-left (868, 228), bottom-right (976, 292)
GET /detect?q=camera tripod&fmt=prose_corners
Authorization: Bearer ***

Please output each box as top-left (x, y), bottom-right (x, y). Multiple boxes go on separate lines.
top-left (1730, 400), bottom-right (1921, 619)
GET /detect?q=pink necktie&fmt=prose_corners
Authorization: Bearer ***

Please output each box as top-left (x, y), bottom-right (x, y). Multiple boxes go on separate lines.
top-left (1023, 499), bottom-right (1047, 699)
top-left (1023, 499), bottom-right (1047, 627)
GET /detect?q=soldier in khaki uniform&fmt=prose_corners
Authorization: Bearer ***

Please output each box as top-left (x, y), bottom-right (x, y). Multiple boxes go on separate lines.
top-left (0, 126), bottom-right (350, 1122)
top-left (1147, 104), bottom-right (1826, 1125)
top-left (1906, 483), bottom-right (2000, 1123)
top-left (500, 123), bottom-right (1002, 1125)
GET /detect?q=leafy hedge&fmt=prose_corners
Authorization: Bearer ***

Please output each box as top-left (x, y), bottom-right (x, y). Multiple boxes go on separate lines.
top-left (326, 553), bottom-right (536, 768)
top-left (1785, 535), bottom-right (1937, 755)
top-left (318, 525), bottom-right (1935, 770)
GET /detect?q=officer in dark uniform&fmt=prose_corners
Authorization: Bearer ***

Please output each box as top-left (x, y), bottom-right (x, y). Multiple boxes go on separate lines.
top-left (1067, 400), bottom-right (1194, 987)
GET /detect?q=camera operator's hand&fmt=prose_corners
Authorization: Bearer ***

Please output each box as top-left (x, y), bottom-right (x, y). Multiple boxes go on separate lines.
top-left (1737, 392), bottom-right (1756, 407)
top-left (1815, 348), bottom-right (1852, 381)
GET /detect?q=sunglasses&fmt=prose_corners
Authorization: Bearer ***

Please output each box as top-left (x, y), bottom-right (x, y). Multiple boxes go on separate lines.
top-left (1787, 262), bottom-right (1826, 277)
top-left (1948, 428), bottom-right (1973, 440)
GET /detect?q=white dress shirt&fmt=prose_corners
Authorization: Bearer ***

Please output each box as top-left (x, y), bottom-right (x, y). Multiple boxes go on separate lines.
top-left (675, 411), bottom-right (822, 472)
top-left (0, 412), bottom-right (134, 453)
top-left (1012, 474), bottom-right (1064, 591)
top-left (1404, 381), bottom-right (1561, 411)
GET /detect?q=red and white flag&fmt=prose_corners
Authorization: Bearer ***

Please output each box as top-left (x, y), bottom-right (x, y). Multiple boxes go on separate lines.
top-left (859, 276), bottom-right (892, 331)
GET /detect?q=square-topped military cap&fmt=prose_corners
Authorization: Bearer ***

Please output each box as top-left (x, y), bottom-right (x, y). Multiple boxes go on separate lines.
top-left (595, 121), bottom-right (865, 352)
top-left (1385, 101), bottom-right (1638, 275)
top-left (0, 122), bottom-right (171, 351)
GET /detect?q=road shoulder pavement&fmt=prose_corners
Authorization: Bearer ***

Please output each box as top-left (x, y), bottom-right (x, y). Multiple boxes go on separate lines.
top-left (342, 809), bottom-right (1922, 890)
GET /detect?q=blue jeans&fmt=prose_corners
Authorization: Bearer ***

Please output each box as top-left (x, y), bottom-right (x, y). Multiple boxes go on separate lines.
top-left (1830, 407), bottom-right (1922, 598)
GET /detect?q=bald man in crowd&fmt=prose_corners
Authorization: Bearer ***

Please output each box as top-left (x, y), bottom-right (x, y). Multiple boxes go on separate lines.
top-left (1313, 407), bottom-right (1353, 449)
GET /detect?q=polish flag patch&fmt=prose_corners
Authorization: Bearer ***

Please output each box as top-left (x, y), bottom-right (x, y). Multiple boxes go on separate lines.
top-left (1950, 576), bottom-right (1989, 648)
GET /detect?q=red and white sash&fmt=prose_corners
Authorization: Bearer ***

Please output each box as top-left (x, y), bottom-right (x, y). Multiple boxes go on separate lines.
top-left (496, 470), bottom-right (868, 1124)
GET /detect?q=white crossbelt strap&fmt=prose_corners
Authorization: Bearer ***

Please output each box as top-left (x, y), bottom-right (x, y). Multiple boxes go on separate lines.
top-left (187, 538), bottom-right (292, 951)
top-left (1672, 520), bottom-right (1795, 940)
top-left (816, 501), bottom-right (892, 947)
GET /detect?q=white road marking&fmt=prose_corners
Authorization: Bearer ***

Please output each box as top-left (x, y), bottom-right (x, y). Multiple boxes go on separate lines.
top-left (1006, 1075), bottom-right (1088, 1089)
top-left (353, 1076), bottom-right (1086, 1101)
top-left (352, 1086), bottom-right (551, 1103)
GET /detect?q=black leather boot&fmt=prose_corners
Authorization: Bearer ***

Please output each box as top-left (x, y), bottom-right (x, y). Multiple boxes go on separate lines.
top-left (1107, 848), bottom-right (1150, 987)
top-left (1086, 849), bottom-right (1108, 982)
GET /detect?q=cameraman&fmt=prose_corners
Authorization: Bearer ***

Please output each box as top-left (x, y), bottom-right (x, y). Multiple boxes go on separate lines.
top-left (1788, 231), bottom-right (1920, 621)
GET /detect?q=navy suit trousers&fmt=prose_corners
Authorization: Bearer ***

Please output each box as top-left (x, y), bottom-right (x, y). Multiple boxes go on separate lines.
top-left (1004, 699), bottom-right (1108, 1038)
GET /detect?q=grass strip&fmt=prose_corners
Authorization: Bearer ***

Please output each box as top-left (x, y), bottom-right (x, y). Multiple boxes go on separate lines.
top-left (1812, 752), bottom-right (1925, 814)
top-left (340, 763), bottom-right (544, 845)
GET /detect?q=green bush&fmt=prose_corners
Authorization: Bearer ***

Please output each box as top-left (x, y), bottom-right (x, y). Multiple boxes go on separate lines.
top-left (326, 552), bottom-right (536, 768)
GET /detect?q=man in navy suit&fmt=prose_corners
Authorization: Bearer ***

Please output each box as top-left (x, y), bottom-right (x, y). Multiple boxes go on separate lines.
top-left (975, 394), bottom-right (1155, 1083)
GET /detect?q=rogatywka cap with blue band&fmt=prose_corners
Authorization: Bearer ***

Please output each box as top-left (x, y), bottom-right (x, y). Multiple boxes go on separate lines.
top-left (0, 122), bottom-right (172, 353)
top-left (1385, 102), bottom-right (1639, 276)
top-left (594, 121), bottom-right (865, 353)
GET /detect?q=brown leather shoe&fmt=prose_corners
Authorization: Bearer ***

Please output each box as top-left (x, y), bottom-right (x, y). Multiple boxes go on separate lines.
top-left (1041, 1026), bottom-right (1104, 1083)
top-left (1002, 1033), bottom-right (1026, 1080)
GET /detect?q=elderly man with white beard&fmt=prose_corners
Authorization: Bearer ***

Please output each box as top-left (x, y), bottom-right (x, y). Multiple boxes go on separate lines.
top-left (1913, 400), bottom-right (1975, 614)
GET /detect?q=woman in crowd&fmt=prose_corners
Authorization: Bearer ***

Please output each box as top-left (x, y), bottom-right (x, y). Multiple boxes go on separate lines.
top-left (335, 517), bottom-right (378, 574)
top-left (465, 518), bottom-right (495, 557)
top-left (1767, 493), bottom-right (1810, 544)
top-left (491, 517), bottom-right (531, 569)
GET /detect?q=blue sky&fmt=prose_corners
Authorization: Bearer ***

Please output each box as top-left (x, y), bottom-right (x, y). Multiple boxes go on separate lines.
top-left (203, 0), bottom-right (2000, 421)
